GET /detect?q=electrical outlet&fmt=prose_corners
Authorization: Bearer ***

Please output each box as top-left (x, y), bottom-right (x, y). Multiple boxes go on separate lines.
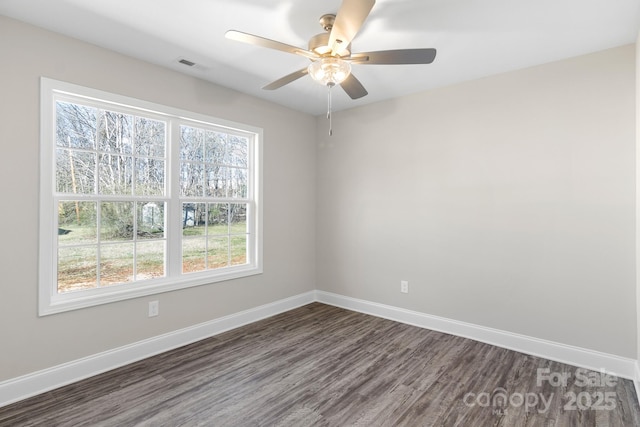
top-left (400, 280), bottom-right (409, 294)
top-left (148, 300), bottom-right (159, 317)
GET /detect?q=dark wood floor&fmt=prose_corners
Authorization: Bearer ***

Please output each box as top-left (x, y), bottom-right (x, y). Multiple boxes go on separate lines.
top-left (1, 303), bottom-right (639, 426)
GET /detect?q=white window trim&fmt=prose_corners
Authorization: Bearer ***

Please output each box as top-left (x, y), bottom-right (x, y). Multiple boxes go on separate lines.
top-left (39, 77), bottom-right (263, 316)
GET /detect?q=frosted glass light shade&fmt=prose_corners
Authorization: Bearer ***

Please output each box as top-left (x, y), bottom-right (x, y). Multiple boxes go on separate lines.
top-left (308, 57), bottom-right (351, 86)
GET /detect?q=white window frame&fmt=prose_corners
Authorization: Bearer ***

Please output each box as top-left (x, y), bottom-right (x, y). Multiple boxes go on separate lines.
top-left (39, 77), bottom-right (263, 316)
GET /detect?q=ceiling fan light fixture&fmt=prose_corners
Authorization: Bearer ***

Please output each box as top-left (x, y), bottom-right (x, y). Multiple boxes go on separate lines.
top-left (308, 57), bottom-right (352, 86)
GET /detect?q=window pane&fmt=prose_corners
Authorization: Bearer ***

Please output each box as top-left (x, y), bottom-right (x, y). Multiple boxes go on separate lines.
top-left (100, 243), bottom-right (134, 286)
top-left (58, 201), bottom-right (97, 244)
top-left (205, 131), bottom-right (225, 164)
top-left (206, 166), bottom-right (228, 197)
top-left (180, 126), bottom-right (204, 161)
top-left (134, 117), bottom-right (165, 157)
top-left (136, 240), bottom-right (165, 280)
top-left (182, 203), bottom-right (206, 235)
top-left (181, 162), bottom-right (204, 197)
top-left (56, 101), bottom-right (96, 150)
top-left (229, 167), bottom-right (248, 198)
top-left (229, 203), bottom-right (247, 234)
top-left (137, 201), bottom-right (165, 239)
top-left (208, 203), bottom-right (228, 235)
top-left (231, 235), bottom-right (247, 266)
top-left (97, 110), bottom-right (132, 154)
top-left (183, 237), bottom-right (206, 273)
top-left (58, 246), bottom-right (97, 293)
top-left (99, 153), bottom-right (133, 195)
top-left (56, 149), bottom-right (96, 194)
top-left (207, 236), bottom-right (229, 269)
top-left (226, 135), bottom-right (248, 167)
top-left (135, 157), bottom-right (165, 196)
top-left (101, 202), bottom-right (134, 241)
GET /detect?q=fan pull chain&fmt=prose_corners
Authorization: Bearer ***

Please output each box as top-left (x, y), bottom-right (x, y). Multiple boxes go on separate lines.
top-left (327, 82), bottom-right (334, 136)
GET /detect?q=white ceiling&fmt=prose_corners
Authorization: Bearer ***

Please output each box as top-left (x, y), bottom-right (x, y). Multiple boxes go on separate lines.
top-left (1, 0), bottom-right (638, 116)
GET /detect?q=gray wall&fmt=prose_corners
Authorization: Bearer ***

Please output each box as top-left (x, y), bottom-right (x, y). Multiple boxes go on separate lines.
top-left (0, 16), bottom-right (316, 381)
top-left (316, 45), bottom-right (636, 358)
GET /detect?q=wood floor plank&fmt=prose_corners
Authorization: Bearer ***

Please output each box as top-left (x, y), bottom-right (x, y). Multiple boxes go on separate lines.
top-left (0, 303), bottom-right (638, 426)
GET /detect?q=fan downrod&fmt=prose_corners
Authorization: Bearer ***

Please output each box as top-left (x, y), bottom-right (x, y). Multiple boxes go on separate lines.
top-left (319, 14), bottom-right (336, 32)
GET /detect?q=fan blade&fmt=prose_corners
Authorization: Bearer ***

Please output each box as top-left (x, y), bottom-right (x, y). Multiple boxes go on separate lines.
top-left (225, 30), bottom-right (318, 60)
top-left (329, 0), bottom-right (376, 56)
top-left (340, 73), bottom-right (368, 99)
top-left (351, 48), bottom-right (437, 65)
top-left (263, 68), bottom-right (309, 90)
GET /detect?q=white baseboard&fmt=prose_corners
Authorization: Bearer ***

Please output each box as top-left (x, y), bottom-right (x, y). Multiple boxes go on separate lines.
top-left (0, 291), bottom-right (316, 408)
top-left (315, 291), bottom-right (638, 380)
top-left (2, 289), bottom-right (637, 409)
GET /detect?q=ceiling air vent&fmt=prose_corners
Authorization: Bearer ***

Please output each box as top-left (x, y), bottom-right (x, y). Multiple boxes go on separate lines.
top-left (178, 59), bottom-right (196, 67)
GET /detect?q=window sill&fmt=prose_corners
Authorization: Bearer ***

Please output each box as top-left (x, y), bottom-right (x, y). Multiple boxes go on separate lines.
top-left (39, 265), bottom-right (263, 316)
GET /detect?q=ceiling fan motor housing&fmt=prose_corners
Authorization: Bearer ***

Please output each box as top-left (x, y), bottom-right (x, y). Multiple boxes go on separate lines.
top-left (311, 14), bottom-right (351, 57)
top-left (309, 32), bottom-right (351, 57)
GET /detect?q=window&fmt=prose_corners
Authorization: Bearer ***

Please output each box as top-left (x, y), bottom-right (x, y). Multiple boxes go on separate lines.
top-left (39, 78), bottom-right (262, 315)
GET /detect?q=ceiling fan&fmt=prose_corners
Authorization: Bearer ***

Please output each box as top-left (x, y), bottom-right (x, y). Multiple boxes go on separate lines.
top-left (225, 0), bottom-right (436, 99)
